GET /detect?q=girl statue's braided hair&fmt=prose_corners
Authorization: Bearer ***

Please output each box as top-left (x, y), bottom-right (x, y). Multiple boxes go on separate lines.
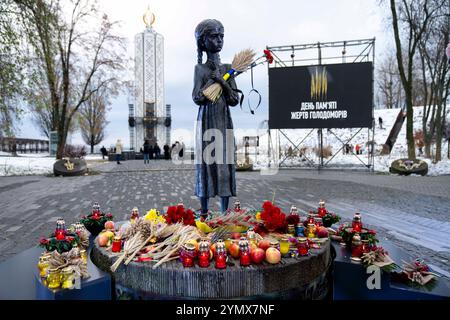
top-left (194, 19), bottom-right (223, 64)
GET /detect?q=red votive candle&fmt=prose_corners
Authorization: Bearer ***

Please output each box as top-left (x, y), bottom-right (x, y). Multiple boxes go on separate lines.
top-left (352, 213), bottom-right (362, 232)
top-left (297, 237), bottom-right (309, 256)
top-left (214, 240), bottom-right (227, 269)
top-left (239, 237), bottom-right (251, 267)
top-left (351, 233), bottom-right (362, 261)
top-left (215, 253), bottom-right (227, 269)
top-left (240, 251), bottom-right (251, 266)
top-left (55, 230), bottom-right (65, 241)
top-left (181, 243), bottom-right (196, 267)
top-left (198, 251), bottom-right (210, 268)
top-left (112, 237), bottom-right (122, 253)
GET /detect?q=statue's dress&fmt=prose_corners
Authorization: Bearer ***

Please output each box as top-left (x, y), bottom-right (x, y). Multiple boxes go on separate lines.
top-left (192, 60), bottom-right (239, 198)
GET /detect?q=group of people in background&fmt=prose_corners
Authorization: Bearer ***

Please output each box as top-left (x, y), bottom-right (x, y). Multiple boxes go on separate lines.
top-left (99, 139), bottom-right (186, 165)
top-left (141, 140), bottom-right (185, 164)
top-left (141, 140), bottom-right (162, 164)
top-left (343, 143), bottom-right (365, 155)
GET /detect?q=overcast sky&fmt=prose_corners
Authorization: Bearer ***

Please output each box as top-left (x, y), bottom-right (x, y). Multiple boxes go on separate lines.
top-left (18, 0), bottom-right (393, 149)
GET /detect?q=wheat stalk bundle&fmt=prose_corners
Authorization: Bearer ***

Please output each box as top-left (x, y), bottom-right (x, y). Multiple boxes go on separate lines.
top-left (110, 220), bottom-right (153, 272)
top-left (202, 48), bottom-right (256, 103)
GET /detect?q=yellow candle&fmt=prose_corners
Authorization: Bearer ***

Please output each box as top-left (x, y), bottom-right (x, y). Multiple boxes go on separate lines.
top-left (280, 239), bottom-right (290, 256)
top-left (47, 268), bottom-right (61, 289)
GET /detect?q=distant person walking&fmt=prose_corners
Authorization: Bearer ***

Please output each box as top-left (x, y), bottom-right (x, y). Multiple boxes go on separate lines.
top-left (115, 139), bottom-right (123, 164)
top-left (171, 141), bottom-right (180, 161)
top-left (154, 143), bottom-right (161, 159)
top-left (163, 144), bottom-right (171, 160)
top-left (355, 143), bottom-right (361, 155)
top-left (378, 117), bottom-right (383, 129)
top-left (143, 140), bottom-right (150, 164)
top-left (100, 146), bottom-right (107, 160)
top-left (179, 141), bottom-right (185, 160)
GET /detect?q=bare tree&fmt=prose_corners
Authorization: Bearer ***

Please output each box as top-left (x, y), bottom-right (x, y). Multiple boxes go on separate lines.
top-left (389, 0), bottom-right (444, 159)
top-left (416, 1), bottom-right (450, 161)
top-left (0, 0), bottom-right (26, 137)
top-left (15, 0), bottom-right (125, 159)
top-left (376, 51), bottom-right (404, 109)
top-left (78, 82), bottom-right (113, 153)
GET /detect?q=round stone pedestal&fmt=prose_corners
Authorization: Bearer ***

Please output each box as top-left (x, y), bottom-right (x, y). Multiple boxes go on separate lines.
top-left (91, 233), bottom-right (332, 300)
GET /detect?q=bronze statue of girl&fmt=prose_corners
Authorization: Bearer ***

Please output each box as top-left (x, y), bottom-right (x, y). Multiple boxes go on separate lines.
top-left (192, 19), bottom-right (240, 218)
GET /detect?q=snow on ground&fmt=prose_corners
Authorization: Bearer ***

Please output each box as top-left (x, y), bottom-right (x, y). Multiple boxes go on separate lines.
top-left (0, 152), bottom-right (106, 176)
top-left (0, 154), bottom-right (55, 176)
top-left (237, 106), bottom-right (450, 175)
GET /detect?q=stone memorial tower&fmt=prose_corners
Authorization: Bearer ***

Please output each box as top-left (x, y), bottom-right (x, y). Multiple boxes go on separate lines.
top-left (130, 7), bottom-right (170, 151)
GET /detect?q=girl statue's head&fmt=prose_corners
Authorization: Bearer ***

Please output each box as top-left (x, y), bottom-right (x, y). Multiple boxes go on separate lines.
top-left (195, 19), bottom-right (224, 64)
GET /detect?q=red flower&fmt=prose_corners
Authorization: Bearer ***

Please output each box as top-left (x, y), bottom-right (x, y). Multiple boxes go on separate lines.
top-left (40, 238), bottom-right (49, 245)
top-left (106, 213), bottom-right (113, 219)
top-left (263, 49), bottom-right (274, 64)
top-left (262, 201), bottom-right (273, 211)
top-left (217, 220), bottom-right (224, 225)
top-left (183, 209), bottom-right (195, 226)
top-left (66, 236), bottom-right (74, 242)
top-left (368, 230), bottom-right (376, 235)
top-left (91, 215), bottom-right (100, 220)
top-left (82, 215), bottom-right (87, 219)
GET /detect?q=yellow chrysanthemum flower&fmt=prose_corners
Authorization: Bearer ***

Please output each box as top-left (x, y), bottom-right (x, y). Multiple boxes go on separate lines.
top-left (255, 211), bottom-right (261, 220)
top-left (144, 209), bottom-right (158, 221)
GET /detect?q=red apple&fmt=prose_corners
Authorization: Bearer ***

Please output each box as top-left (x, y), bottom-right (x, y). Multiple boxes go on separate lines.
top-left (250, 248), bottom-right (265, 264)
top-left (258, 240), bottom-right (271, 251)
top-left (97, 234), bottom-right (109, 247)
top-left (317, 227), bottom-right (329, 238)
top-left (231, 232), bottom-right (241, 240)
top-left (104, 221), bottom-right (115, 230)
top-left (265, 247), bottom-right (281, 264)
top-left (229, 243), bottom-right (240, 259)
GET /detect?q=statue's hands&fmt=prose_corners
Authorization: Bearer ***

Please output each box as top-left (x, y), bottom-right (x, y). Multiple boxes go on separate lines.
top-left (210, 68), bottom-right (224, 84)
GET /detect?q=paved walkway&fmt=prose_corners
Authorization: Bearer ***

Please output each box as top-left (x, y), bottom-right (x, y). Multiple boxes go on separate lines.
top-left (0, 160), bottom-right (449, 279)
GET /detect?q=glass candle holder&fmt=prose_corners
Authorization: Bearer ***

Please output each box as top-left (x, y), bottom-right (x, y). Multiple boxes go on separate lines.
top-left (37, 255), bottom-right (50, 278)
top-left (361, 239), bottom-right (370, 254)
top-left (295, 224), bottom-right (304, 237)
top-left (55, 219), bottom-right (66, 241)
top-left (130, 207), bottom-right (139, 224)
top-left (269, 240), bottom-right (280, 251)
top-left (198, 239), bottom-right (211, 268)
top-left (47, 268), bottom-right (61, 290)
top-left (287, 224), bottom-right (296, 236)
top-left (112, 236), bottom-right (122, 253)
top-left (317, 200), bottom-right (327, 217)
top-left (215, 240), bottom-right (227, 269)
top-left (80, 249), bottom-right (87, 265)
top-left (61, 267), bottom-right (75, 290)
top-left (351, 233), bottom-right (362, 261)
top-left (314, 217), bottom-right (323, 228)
top-left (352, 213), bottom-right (362, 232)
top-left (306, 224), bottom-right (316, 238)
top-left (234, 200), bottom-right (241, 211)
top-left (279, 237), bottom-right (290, 257)
top-left (180, 243), bottom-right (196, 267)
top-left (246, 229), bottom-right (257, 246)
top-left (239, 237), bottom-right (251, 267)
top-left (307, 212), bottom-right (316, 225)
top-left (290, 205), bottom-right (298, 215)
top-left (297, 237), bottom-right (309, 256)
